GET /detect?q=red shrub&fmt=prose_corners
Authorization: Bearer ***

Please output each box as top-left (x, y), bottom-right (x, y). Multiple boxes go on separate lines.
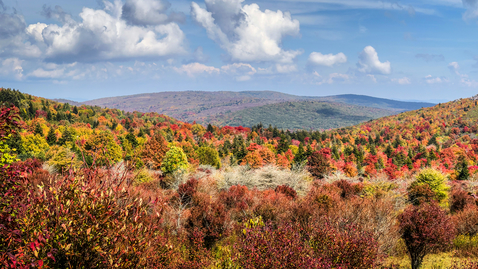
top-left (177, 178), bottom-right (199, 205)
top-left (187, 193), bottom-right (230, 249)
top-left (450, 187), bottom-right (475, 213)
top-left (407, 184), bottom-right (438, 206)
top-left (233, 222), bottom-right (333, 269)
top-left (452, 205), bottom-right (478, 236)
top-left (398, 203), bottom-right (455, 269)
top-left (308, 218), bottom-right (380, 268)
top-left (274, 185), bottom-right (297, 200)
top-left (333, 179), bottom-right (363, 199)
top-left (219, 185), bottom-right (252, 211)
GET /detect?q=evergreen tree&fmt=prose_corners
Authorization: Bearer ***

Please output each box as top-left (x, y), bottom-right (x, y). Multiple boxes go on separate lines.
top-left (47, 127), bottom-right (57, 145)
top-left (34, 124), bottom-right (43, 136)
top-left (207, 124), bottom-right (214, 133)
top-left (457, 159), bottom-right (470, 181)
top-left (73, 106), bottom-right (79, 114)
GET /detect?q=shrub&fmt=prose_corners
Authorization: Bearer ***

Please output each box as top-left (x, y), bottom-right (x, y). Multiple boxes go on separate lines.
top-left (450, 187), bottom-right (475, 213)
top-left (233, 221), bottom-right (332, 269)
top-left (219, 185), bottom-right (252, 210)
top-left (410, 168), bottom-right (449, 204)
top-left (134, 168), bottom-right (155, 185)
top-left (398, 202), bottom-right (455, 269)
top-left (196, 147), bottom-right (221, 169)
top-left (187, 193), bottom-right (229, 249)
top-left (46, 145), bottom-right (80, 173)
top-left (452, 205), bottom-right (478, 236)
top-left (161, 146), bottom-right (189, 174)
top-left (308, 218), bottom-right (380, 268)
top-left (307, 151), bottom-right (330, 179)
top-left (274, 185), bottom-right (297, 200)
top-left (407, 183), bottom-right (438, 206)
top-left (453, 234), bottom-right (478, 257)
top-left (333, 179), bottom-right (363, 199)
top-left (177, 177), bottom-right (199, 205)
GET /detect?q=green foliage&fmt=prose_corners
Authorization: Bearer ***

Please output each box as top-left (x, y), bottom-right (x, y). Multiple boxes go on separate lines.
top-left (134, 168), bottom-right (155, 185)
top-left (46, 145), bottom-right (79, 173)
top-left (197, 146), bottom-right (221, 169)
top-left (20, 133), bottom-right (49, 160)
top-left (161, 146), bottom-right (189, 174)
top-left (83, 131), bottom-right (122, 166)
top-left (411, 168), bottom-right (449, 204)
top-left (0, 135), bottom-right (18, 167)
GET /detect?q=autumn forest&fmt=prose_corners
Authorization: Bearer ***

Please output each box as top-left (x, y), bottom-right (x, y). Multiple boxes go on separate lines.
top-left (3, 88), bottom-right (478, 268)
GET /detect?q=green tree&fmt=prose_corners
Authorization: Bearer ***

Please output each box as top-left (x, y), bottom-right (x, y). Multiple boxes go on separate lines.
top-left (197, 146), bottom-right (221, 169)
top-left (457, 159), bottom-right (470, 181)
top-left (161, 146), bottom-right (189, 174)
top-left (47, 127), bottom-right (57, 145)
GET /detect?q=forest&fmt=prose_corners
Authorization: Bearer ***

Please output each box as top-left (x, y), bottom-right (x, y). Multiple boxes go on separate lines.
top-left (2, 87), bottom-right (478, 268)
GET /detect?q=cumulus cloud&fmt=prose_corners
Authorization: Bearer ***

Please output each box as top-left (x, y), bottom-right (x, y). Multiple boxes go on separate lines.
top-left (173, 62), bottom-right (220, 77)
top-left (391, 77), bottom-right (411, 85)
top-left (0, 58), bottom-right (24, 80)
top-left (29, 68), bottom-right (65, 79)
top-left (0, 1), bottom-right (26, 39)
top-left (30, 1), bottom-right (186, 63)
top-left (357, 46), bottom-right (391, 75)
top-left (191, 0), bottom-right (301, 63)
top-left (415, 53), bottom-right (445, 62)
top-left (121, 0), bottom-right (185, 26)
top-left (308, 52), bottom-right (347, 67)
top-left (275, 64), bottom-right (298, 73)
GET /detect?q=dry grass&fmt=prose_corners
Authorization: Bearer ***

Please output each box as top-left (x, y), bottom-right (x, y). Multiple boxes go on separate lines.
top-left (383, 252), bottom-right (478, 269)
top-left (215, 164), bottom-right (312, 195)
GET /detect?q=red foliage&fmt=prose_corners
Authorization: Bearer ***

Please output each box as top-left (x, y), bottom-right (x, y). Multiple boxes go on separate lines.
top-left (187, 193), bottom-right (230, 249)
top-left (333, 180), bottom-right (363, 199)
top-left (450, 186), bottom-right (475, 213)
top-left (233, 222), bottom-right (333, 269)
top-left (177, 178), bottom-right (199, 205)
top-left (274, 185), bottom-right (297, 200)
top-left (398, 203), bottom-right (455, 269)
top-left (307, 151), bottom-right (331, 179)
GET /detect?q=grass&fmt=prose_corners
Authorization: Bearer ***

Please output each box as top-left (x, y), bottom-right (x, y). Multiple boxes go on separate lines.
top-left (383, 253), bottom-right (478, 268)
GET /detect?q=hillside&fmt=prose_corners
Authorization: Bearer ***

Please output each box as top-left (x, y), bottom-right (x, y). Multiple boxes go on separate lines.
top-left (316, 94), bottom-right (434, 112)
top-left (3, 88), bottom-right (478, 268)
top-left (209, 100), bottom-right (396, 130)
top-left (81, 91), bottom-right (435, 128)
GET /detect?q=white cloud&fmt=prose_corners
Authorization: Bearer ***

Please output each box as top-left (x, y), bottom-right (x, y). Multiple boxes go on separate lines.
top-left (191, 0), bottom-right (301, 63)
top-left (173, 62), bottom-right (220, 77)
top-left (21, 0), bottom-right (187, 63)
top-left (121, 0), bottom-right (185, 26)
top-left (308, 52), bottom-right (347, 67)
top-left (275, 64), bottom-right (298, 73)
top-left (326, 73), bottom-right (349, 84)
top-left (0, 58), bottom-right (24, 80)
top-left (448, 62), bottom-right (468, 78)
top-left (392, 77), bottom-right (411, 84)
top-left (357, 46), bottom-right (391, 75)
top-left (424, 75), bottom-right (448, 84)
top-left (29, 68), bottom-right (65, 79)
top-left (221, 63), bottom-right (257, 80)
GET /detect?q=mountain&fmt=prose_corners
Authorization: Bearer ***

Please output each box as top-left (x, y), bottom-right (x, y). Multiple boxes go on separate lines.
top-left (315, 94), bottom-right (434, 112)
top-left (208, 100), bottom-right (396, 130)
top-left (80, 90), bottom-right (435, 129)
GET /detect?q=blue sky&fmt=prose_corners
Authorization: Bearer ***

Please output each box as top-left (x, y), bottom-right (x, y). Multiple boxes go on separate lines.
top-left (0, 0), bottom-right (477, 102)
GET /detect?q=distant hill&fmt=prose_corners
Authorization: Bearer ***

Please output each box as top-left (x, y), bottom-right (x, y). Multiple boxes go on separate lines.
top-left (53, 99), bottom-right (83, 107)
top-left (81, 90), bottom-right (435, 129)
top-left (315, 94), bottom-right (433, 112)
top-left (209, 100), bottom-right (396, 130)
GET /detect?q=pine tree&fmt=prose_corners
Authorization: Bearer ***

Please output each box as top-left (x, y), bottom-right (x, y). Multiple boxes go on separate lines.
top-left (47, 127), bottom-right (57, 145)
top-left (34, 124), bottom-right (43, 136)
top-left (457, 159), bottom-right (470, 181)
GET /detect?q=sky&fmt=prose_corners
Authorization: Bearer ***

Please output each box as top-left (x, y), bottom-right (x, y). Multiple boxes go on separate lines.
top-left (0, 0), bottom-right (477, 102)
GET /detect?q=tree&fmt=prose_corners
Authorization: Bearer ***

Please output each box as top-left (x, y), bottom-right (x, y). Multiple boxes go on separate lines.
top-left (196, 146), bottom-right (221, 169)
top-left (307, 150), bottom-right (330, 179)
top-left (410, 168), bottom-right (449, 204)
top-left (398, 203), bottom-right (455, 269)
top-left (457, 159), bottom-right (470, 181)
top-left (161, 146), bottom-right (189, 174)
top-left (141, 133), bottom-right (169, 169)
top-left (46, 127), bottom-right (57, 145)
